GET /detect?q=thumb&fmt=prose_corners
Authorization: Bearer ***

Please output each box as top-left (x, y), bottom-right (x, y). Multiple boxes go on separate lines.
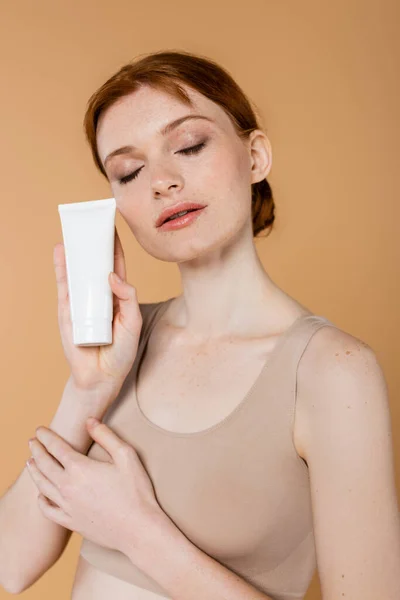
top-left (86, 418), bottom-right (128, 459)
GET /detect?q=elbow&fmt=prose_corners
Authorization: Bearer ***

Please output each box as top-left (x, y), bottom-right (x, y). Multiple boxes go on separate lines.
top-left (0, 559), bottom-right (52, 595)
top-left (1, 569), bottom-right (48, 594)
top-left (0, 545), bottom-right (68, 595)
top-left (1, 577), bottom-right (25, 595)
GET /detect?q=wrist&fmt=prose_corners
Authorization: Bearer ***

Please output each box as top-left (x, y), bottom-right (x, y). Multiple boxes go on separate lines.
top-left (46, 377), bottom-right (121, 454)
top-left (67, 374), bottom-right (121, 407)
top-left (125, 511), bottom-right (190, 579)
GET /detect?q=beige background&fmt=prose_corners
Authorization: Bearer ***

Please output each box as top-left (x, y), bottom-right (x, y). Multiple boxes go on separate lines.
top-left (1, 0), bottom-right (399, 598)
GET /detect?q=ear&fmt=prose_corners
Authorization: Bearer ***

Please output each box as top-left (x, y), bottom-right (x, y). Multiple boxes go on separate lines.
top-left (247, 129), bottom-right (272, 184)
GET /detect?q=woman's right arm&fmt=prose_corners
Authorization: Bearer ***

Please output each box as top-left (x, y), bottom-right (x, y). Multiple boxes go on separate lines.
top-left (0, 231), bottom-right (142, 593)
top-left (0, 375), bottom-right (120, 594)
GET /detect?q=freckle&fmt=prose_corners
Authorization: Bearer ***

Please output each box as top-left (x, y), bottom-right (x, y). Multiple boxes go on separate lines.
top-left (335, 352), bottom-right (339, 356)
top-left (345, 350), bottom-right (351, 355)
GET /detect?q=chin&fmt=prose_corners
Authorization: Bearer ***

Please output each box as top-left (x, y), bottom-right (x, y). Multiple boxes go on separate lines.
top-left (145, 238), bottom-right (214, 263)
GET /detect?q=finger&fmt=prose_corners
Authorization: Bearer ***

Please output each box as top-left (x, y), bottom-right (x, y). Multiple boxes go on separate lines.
top-left (87, 420), bottom-right (133, 464)
top-left (53, 242), bottom-right (72, 327)
top-left (37, 494), bottom-right (72, 528)
top-left (26, 458), bottom-right (66, 509)
top-left (35, 427), bottom-right (81, 471)
top-left (29, 438), bottom-right (66, 487)
top-left (113, 227), bottom-right (126, 282)
top-left (53, 243), bottom-right (69, 305)
top-left (109, 277), bottom-right (140, 337)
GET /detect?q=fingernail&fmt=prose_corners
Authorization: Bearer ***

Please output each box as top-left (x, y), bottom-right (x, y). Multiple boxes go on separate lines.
top-left (112, 272), bottom-right (122, 283)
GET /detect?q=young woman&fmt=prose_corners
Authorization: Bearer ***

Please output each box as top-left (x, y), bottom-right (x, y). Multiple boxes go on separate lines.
top-left (18, 50), bottom-right (400, 600)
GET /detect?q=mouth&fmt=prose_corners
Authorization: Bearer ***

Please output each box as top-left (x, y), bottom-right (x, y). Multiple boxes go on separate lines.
top-left (157, 206), bottom-right (206, 231)
top-left (161, 208), bottom-right (200, 224)
top-left (156, 202), bottom-right (207, 227)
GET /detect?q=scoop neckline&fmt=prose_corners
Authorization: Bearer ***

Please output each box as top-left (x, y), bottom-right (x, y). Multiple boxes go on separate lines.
top-left (132, 299), bottom-right (314, 438)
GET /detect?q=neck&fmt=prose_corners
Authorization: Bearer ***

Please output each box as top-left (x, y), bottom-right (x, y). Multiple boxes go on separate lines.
top-left (170, 231), bottom-right (283, 340)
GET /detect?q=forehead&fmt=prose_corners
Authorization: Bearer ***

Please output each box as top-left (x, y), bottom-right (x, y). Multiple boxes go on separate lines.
top-left (96, 84), bottom-right (234, 160)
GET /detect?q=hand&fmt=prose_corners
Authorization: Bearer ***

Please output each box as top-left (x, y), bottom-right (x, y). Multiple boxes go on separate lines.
top-left (54, 226), bottom-right (143, 393)
top-left (26, 418), bottom-right (168, 556)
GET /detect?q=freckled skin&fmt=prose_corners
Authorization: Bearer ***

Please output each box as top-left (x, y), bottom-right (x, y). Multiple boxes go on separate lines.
top-left (336, 340), bottom-right (368, 360)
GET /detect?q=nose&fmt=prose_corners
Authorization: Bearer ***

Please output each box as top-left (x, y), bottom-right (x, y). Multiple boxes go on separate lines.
top-left (153, 182), bottom-right (180, 196)
top-left (150, 165), bottom-right (183, 197)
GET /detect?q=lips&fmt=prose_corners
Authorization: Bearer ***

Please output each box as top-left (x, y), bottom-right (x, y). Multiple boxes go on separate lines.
top-left (156, 202), bottom-right (207, 227)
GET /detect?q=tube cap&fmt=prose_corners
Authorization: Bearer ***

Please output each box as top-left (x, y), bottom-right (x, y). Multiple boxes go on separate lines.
top-left (73, 318), bottom-right (112, 346)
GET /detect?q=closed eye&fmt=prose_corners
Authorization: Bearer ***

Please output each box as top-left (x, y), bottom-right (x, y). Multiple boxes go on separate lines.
top-left (118, 141), bottom-right (207, 185)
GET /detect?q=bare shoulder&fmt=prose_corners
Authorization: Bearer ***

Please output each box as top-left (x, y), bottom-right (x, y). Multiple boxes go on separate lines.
top-left (298, 322), bottom-right (373, 376)
top-left (293, 323), bottom-right (381, 459)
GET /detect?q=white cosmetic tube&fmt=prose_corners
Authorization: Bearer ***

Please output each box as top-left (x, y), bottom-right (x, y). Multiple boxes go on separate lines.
top-left (58, 198), bottom-right (116, 346)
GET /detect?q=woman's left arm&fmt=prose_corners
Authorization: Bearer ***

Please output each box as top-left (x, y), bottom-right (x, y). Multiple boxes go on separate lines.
top-left (126, 516), bottom-right (274, 599)
top-left (288, 328), bottom-right (400, 600)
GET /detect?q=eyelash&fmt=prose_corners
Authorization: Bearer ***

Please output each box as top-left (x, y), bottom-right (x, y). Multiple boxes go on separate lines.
top-left (118, 141), bottom-right (207, 185)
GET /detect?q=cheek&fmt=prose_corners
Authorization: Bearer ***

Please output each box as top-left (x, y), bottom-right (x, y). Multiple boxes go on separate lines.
top-left (213, 148), bottom-right (251, 205)
top-left (212, 143), bottom-right (249, 187)
top-left (194, 147), bottom-right (238, 199)
top-left (114, 193), bottom-right (145, 231)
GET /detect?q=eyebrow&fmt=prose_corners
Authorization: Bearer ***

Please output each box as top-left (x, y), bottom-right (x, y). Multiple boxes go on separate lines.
top-left (103, 114), bottom-right (215, 167)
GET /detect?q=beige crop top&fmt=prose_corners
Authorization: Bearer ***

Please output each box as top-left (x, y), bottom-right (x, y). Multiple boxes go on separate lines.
top-left (80, 298), bottom-right (338, 600)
